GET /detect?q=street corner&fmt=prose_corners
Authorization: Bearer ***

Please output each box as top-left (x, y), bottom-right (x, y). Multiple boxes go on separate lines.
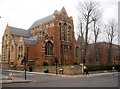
top-left (1, 79), bottom-right (32, 84)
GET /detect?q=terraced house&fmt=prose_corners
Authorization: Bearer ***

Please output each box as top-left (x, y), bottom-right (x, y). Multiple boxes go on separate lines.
top-left (2, 7), bottom-right (76, 70)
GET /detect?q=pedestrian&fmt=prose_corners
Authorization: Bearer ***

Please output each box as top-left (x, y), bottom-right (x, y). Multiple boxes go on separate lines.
top-left (86, 66), bottom-right (89, 76)
top-left (83, 65), bottom-right (86, 75)
top-left (112, 66), bottom-right (115, 72)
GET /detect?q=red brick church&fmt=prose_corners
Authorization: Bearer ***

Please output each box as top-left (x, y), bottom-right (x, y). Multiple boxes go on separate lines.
top-left (2, 7), bottom-right (76, 69)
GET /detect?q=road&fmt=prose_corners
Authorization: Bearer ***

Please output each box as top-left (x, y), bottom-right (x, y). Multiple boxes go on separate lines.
top-left (2, 70), bottom-right (119, 87)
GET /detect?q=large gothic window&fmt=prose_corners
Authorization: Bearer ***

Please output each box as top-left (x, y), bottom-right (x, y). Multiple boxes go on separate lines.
top-left (76, 46), bottom-right (79, 57)
top-left (64, 23), bottom-right (67, 41)
top-left (45, 41), bottom-right (53, 55)
top-left (59, 23), bottom-right (62, 40)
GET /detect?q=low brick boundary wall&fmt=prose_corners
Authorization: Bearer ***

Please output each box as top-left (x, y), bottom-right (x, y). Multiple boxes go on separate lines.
top-left (33, 65), bottom-right (82, 75)
top-left (2, 64), bottom-right (82, 75)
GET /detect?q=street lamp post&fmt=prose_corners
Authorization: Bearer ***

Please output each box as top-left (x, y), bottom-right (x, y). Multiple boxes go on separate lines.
top-left (21, 55), bottom-right (27, 80)
top-left (24, 59), bottom-right (27, 80)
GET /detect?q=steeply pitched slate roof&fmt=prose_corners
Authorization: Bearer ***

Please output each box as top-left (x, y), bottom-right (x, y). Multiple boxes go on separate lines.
top-left (30, 14), bottom-right (53, 29)
top-left (9, 26), bottom-right (32, 37)
top-left (24, 36), bottom-right (37, 45)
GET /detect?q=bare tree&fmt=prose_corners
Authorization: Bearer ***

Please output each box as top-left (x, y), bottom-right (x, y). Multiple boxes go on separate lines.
top-left (92, 8), bottom-right (101, 44)
top-left (77, 1), bottom-right (100, 65)
top-left (77, 17), bottom-right (85, 38)
top-left (77, 17), bottom-right (85, 63)
top-left (105, 19), bottom-right (118, 64)
top-left (92, 19), bottom-right (102, 65)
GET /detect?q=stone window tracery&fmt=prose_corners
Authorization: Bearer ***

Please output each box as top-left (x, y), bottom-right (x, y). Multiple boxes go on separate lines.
top-left (64, 22), bottom-right (67, 41)
top-left (45, 41), bottom-right (53, 55)
top-left (59, 23), bottom-right (62, 40)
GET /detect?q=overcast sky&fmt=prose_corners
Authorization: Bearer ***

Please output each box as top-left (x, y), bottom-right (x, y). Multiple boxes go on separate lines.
top-left (0, 0), bottom-right (119, 54)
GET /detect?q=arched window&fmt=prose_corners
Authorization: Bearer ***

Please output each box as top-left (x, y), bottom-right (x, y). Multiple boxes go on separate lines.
top-left (11, 45), bottom-right (14, 51)
top-left (64, 23), bottom-right (67, 41)
top-left (21, 46), bottom-right (23, 52)
top-left (68, 26), bottom-right (71, 41)
top-left (76, 46), bottom-right (79, 57)
top-left (88, 48), bottom-right (92, 63)
top-left (18, 46), bottom-right (21, 52)
top-left (59, 23), bottom-right (62, 40)
top-left (45, 41), bottom-right (53, 55)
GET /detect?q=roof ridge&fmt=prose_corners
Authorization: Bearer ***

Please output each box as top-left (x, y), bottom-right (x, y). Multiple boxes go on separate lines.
top-left (35, 14), bottom-right (53, 22)
top-left (8, 25), bottom-right (26, 30)
top-left (30, 14), bottom-right (53, 29)
top-left (8, 25), bottom-right (32, 37)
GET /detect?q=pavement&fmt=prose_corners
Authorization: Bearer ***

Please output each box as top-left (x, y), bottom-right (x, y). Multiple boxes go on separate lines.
top-left (49, 72), bottom-right (118, 78)
top-left (1, 80), bottom-right (32, 84)
top-left (0, 76), bottom-right (32, 84)
top-left (0, 71), bottom-right (32, 84)
top-left (1, 69), bottom-right (119, 84)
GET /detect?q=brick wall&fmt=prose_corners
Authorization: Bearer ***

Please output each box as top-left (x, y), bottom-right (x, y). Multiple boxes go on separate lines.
top-left (33, 65), bottom-right (82, 75)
